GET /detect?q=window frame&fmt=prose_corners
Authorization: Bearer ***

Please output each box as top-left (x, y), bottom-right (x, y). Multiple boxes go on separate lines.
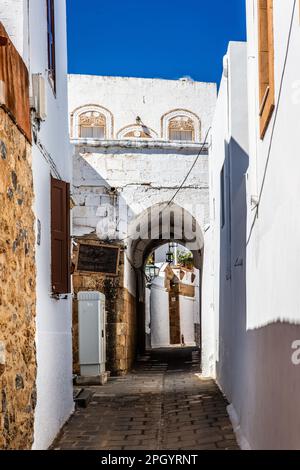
top-left (258, 0), bottom-right (275, 139)
top-left (46, 0), bottom-right (56, 94)
top-left (79, 124), bottom-right (106, 139)
top-left (51, 176), bottom-right (71, 295)
top-left (169, 128), bottom-right (194, 142)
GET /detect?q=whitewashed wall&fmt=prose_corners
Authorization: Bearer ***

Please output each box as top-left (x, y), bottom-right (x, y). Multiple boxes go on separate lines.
top-left (150, 277), bottom-right (170, 348)
top-left (69, 76), bottom-right (216, 245)
top-left (179, 296), bottom-right (196, 346)
top-left (149, 266), bottom-right (198, 349)
top-left (0, 0), bottom-right (73, 450)
top-left (0, 0), bottom-right (28, 62)
top-left (241, 0), bottom-right (300, 449)
top-left (30, 0), bottom-right (73, 450)
top-left (210, 1), bottom-right (300, 450)
top-left (68, 75), bottom-right (216, 141)
top-left (208, 41), bottom-right (250, 447)
top-left (72, 142), bottom-right (210, 239)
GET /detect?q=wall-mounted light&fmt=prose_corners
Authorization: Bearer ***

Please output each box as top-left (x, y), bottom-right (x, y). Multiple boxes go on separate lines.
top-left (145, 264), bottom-right (160, 282)
top-left (166, 250), bottom-right (174, 264)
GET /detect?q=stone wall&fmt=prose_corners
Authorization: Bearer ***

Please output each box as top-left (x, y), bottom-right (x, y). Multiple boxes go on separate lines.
top-left (0, 107), bottom-right (36, 450)
top-left (72, 243), bottom-right (137, 376)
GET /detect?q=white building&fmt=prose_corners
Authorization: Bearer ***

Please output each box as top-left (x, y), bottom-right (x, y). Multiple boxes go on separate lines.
top-left (0, 0), bottom-right (73, 449)
top-left (206, 0), bottom-right (300, 450)
top-left (68, 75), bottom-right (216, 375)
top-left (150, 263), bottom-right (199, 349)
top-left (68, 75), bottom-right (216, 244)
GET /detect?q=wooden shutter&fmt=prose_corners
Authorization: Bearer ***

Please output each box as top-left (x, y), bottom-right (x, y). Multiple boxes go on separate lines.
top-left (51, 177), bottom-right (71, 294)
top-left (258, 0), bottom-right (275, 139)
top-left (0, 22), bottom-right (31, 142)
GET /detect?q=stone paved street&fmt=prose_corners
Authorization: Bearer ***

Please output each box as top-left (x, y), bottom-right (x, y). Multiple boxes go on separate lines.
top-left (52, 349), bottom-right (239, 450)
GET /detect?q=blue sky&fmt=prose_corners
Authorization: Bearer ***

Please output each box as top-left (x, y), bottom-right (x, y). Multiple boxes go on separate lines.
top-left (66, 0), bottom-right (246, 85)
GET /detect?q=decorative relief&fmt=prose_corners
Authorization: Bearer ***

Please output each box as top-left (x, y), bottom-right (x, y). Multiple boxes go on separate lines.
top-left (79, 111), bottom-right (106, 128)
top-left (117, 124), bottom-right (157, 140)
top-left (169, 117), bottom-right (194, 131)
top-left (124, 130), bottom-right (151, 139)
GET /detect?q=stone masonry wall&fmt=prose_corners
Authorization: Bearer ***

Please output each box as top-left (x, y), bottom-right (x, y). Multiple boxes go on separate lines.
top-left (0, 108), bottom-right (36, 450)
top-left (72, 244), bottom-right (137, 376)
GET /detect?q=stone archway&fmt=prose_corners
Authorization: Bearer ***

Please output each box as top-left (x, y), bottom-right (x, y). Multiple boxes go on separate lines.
top-left (127, 202), bottom-right (204, 356)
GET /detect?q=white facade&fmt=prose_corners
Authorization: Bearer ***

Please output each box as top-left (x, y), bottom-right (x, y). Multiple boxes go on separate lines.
top-left (69, 75), bottom-right (216, 309)
top-left (207, 0), bottom-right (300, 450)
top-left (0, 0), bottom-right (73, 449)
top-left (150, 276), bottom-right (170, 348)
top-left (149, 266), bottom-right (198, 349)
top-left (68, 75), bottom-right (216, 142)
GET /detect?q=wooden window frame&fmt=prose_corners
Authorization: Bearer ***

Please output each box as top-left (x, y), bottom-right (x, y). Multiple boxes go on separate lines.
top-left (258, 0), bottom-right (275, 139)
top-left (51, 177), bottom-right (71, 295)
top-left (46, 0), bottom-right (56, 94)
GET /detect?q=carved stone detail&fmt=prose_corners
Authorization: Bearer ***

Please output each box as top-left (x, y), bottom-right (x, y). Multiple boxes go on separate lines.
top-left (169, 117), bottom-right (194, 131)
top-left (79, 112), bottom-right (106, 128)
top-left (117, 124), bottom-right (157, 140)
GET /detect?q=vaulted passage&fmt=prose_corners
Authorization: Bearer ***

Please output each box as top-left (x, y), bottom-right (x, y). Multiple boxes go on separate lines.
top-left (128, 202), bottom-right (204, 359)
top-left (52, 349), bottom-right (238, 450)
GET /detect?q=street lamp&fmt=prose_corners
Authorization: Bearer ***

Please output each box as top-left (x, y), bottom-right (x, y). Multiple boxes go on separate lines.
top-left (166, 249), bottom-right (174, 264)
top-left (145, 264), bottom-right (160, 283)
top-left (166, 241), bottom-right (178, 264)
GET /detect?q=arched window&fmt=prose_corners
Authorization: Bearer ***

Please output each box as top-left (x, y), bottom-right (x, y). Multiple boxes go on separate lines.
top-left (161, 109), bottom-right (201, 142)
top-left (70, 105), bottom-right (114, 139)
top-left (168, 116), bottom-right (194, 141)
top-left (79, 111), bottom-right (106, 138)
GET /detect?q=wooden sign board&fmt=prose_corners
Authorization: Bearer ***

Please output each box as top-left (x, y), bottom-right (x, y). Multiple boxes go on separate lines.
top-left (76, 242), bottom-right (120, 276)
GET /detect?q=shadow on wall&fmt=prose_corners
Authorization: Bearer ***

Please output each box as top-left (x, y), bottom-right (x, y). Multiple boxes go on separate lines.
top-left (216, 138), bottom-right (300, 449)
top-left (72, 150), bottom-right (205, 372)
top-left (72, 151), bottom-right (138, 376)
top-left (216, 137), bottom-right (249, 398)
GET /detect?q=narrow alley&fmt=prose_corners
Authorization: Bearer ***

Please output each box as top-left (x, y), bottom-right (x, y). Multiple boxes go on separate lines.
top-left (4, 0), bottom-right (300, 454)
top-left (52, 349), bottom-right (238, 451)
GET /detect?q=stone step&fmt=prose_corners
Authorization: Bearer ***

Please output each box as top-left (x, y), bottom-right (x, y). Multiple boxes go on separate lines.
top-left (74, 389), bottom-right (94, 408)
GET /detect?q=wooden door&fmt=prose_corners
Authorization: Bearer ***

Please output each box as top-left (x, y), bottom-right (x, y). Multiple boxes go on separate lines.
top-left (169, 286), bottom-right (180, 345)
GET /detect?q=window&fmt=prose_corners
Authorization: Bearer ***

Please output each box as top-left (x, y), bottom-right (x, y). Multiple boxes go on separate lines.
top-left (71, 105), bottom-right (113, 139)
top-left (51, 177), bottom-right (71, 294)
top-left (258, 0), bottom-right (274, 139)
top-left (161, 109), bottom-right (201, 141)
top-left (79, 111), bottom-right (106, 139)
top-left (168, 116), bottom-right (194, 142)
top-left (47, 0), bottom-right (56, 92)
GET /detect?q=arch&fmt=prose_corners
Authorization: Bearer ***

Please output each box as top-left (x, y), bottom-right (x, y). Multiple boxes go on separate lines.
top-left (70, 104), bottom-right (114, 139)
top-left (127, 202), bottom-right (204, 355)
top-left (128, 202), bottom-right (204, 270)
top-left (161, 109), bottom-right (201, 142)
top-left (117, 124), bottom-right (158, 140)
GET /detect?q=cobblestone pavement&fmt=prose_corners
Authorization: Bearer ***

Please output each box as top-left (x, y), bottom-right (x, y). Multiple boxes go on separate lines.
top-left (52, 349), bottom-right (239, 450)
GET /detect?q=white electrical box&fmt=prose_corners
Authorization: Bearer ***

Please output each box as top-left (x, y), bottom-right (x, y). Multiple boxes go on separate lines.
top-left (78, 291), bottom-right (106, 377)
top-left (31, 74), bottom-right (47, 121)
